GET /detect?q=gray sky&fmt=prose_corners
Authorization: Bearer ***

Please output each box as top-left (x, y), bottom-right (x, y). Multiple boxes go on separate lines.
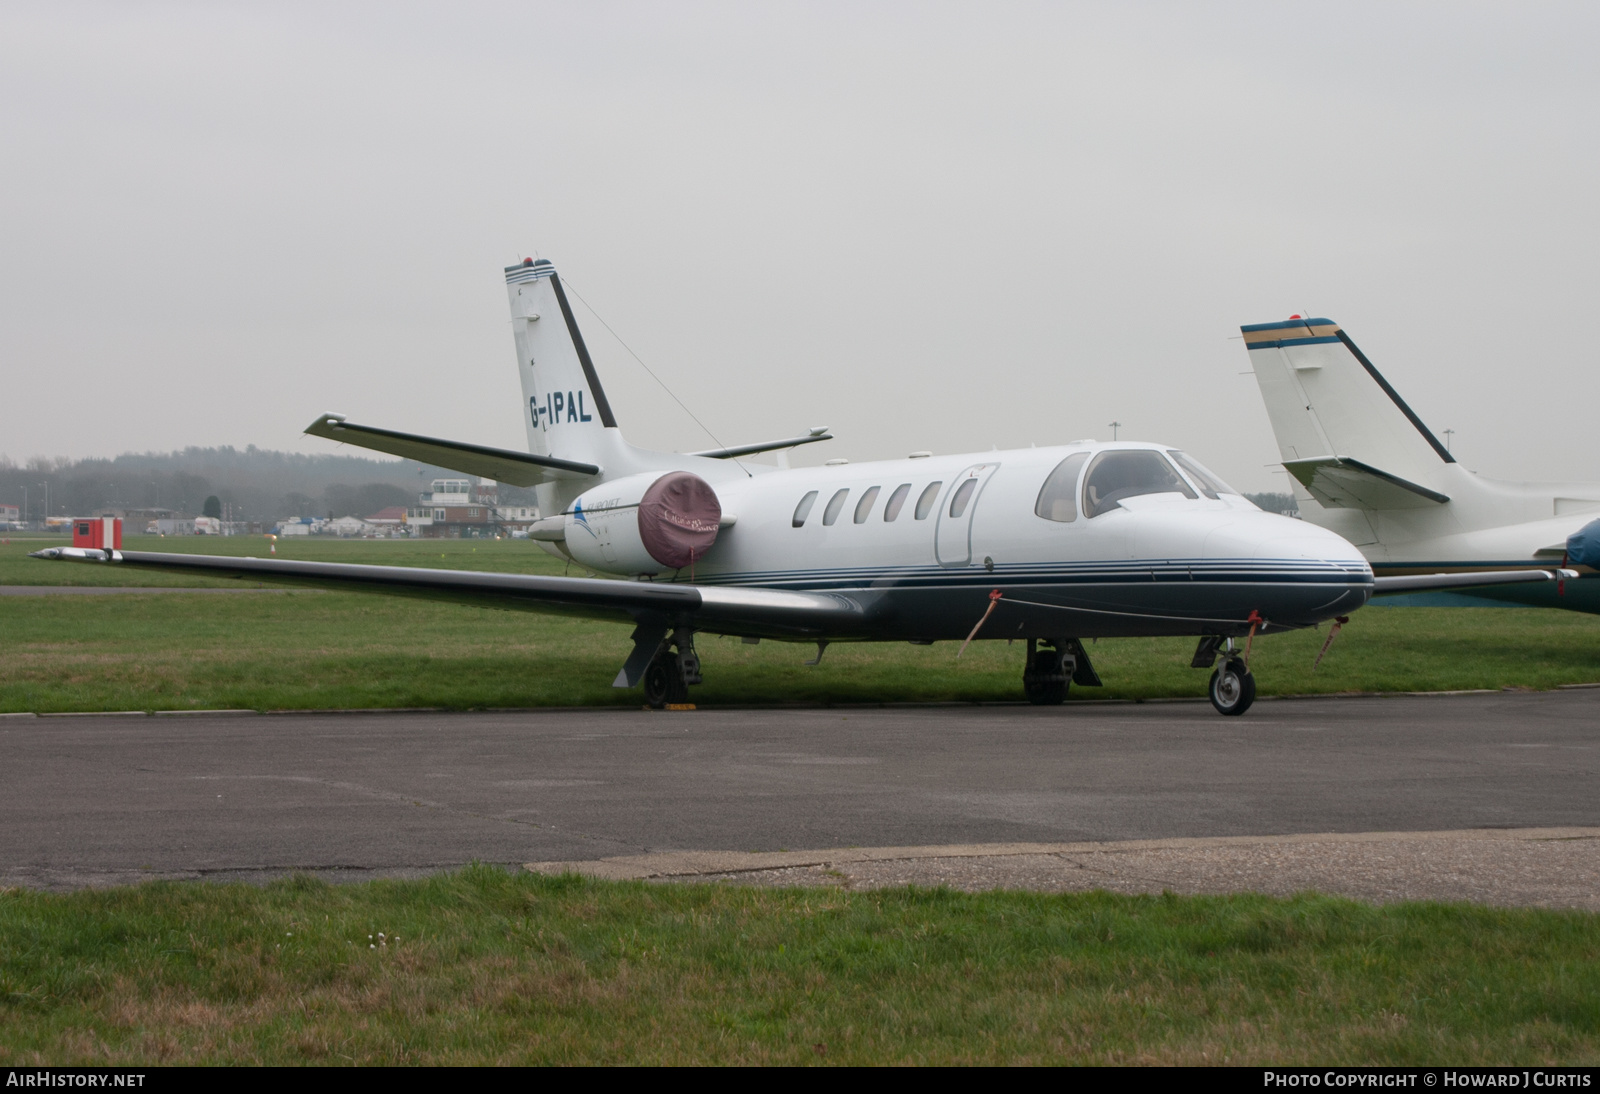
top-left (4, 1), bottom-right (1597, 492)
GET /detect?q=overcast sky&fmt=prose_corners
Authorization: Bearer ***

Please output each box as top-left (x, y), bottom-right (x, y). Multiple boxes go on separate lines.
top-left (3, 2), bottom-right (1597, 491)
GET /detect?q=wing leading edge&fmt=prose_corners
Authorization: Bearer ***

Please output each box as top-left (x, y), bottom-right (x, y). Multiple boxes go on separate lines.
top-left (1372, 568), bottom-right (1576, 593)
top-left (304, 415), bottom-right (599, 487)
top-left (27, 548), bottom-right (864, 640)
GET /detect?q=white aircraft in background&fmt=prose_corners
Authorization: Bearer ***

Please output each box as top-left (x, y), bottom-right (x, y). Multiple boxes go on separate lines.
top-left (1242, 317), bottom-right (1600, 612)
top-left (33, 262), bottom-right (1566, 715)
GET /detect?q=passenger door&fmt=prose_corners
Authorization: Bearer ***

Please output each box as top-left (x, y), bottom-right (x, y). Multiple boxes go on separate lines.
top-left (935, 463), bottom-right (1000, 566)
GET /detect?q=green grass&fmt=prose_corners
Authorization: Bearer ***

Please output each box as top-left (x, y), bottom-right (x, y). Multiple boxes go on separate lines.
top-left (0, 532), bottom-right (563, 586)
top-left (4, 536), bottom-right (1600, 712)
top-left (2, 868), bottom-right (1597, 1065)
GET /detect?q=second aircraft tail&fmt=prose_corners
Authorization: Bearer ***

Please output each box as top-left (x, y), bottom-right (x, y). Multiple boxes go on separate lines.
top-left (1242, 318), bottom-right (1456, 511)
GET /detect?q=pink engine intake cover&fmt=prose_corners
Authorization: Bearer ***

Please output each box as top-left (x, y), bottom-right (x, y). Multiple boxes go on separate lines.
top-left (638, 472), bottom-right (721, 569)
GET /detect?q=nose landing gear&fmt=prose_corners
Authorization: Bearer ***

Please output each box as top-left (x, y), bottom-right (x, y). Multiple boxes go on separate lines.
top-left (1207, 657), bottom-right (1256, 716)
top-left (1193, 635), bottom-right (1257, 715)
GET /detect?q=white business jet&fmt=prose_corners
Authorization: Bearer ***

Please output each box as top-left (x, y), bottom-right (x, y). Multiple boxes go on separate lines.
top-left (1242, 317), bottom-right (1600, 612)
top-left (32, 262), bottom-right (1567, 715)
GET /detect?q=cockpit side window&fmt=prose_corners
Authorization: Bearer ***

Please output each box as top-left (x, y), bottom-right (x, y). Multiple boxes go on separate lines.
top-left (1034, 452), bottom-right (1089, 522)
top-left (1082, 450), bottom-right (1198, 518)
top-left (1167, 450), bottom-right (1237, 499)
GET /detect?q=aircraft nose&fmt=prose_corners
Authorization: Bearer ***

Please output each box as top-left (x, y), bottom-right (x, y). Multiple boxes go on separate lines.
top-left (1252, 523), bottom-right (1367, 565)
top-left (1204, 513), bottom-right (1368, 567)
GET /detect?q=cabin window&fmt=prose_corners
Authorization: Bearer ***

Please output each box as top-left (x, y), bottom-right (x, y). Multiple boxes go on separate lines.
top-left (883, 483), bottom-right (912, 521)
top-left (914, 481), bottom-right (942, 520)
top-left (792, 490), bottom-right (818, 527)
top-left (1082, 450), bottom-right (1197, 518)
top-left (854, 486), bottom-right (881, 524)
top-left (948, 478), bottom-right (978, 518)
top-left (1167, 450), bottom-right (1237, 500)
top-left (822, 488), bottom-right (849, 526)
top-left (1034, 452), bottom-right (1089, 522)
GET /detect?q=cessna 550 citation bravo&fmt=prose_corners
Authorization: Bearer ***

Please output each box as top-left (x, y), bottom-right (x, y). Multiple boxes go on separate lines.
top-left (33, 260), bottom-right (1569, 715)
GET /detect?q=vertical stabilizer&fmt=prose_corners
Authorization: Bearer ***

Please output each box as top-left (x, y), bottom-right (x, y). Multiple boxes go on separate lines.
top-left (1243, 318), bottom-right (1454, 509)
top-left (507, 259), bottom-right (620, 466)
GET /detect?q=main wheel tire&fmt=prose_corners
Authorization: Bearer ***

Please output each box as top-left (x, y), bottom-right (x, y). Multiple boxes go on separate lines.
top-left (1208, 658), bottom-right (1256, 716)
top-left (643, 652), bottom-right (687, 709)
top-left (1023, 675), bottom-right (1068, 705)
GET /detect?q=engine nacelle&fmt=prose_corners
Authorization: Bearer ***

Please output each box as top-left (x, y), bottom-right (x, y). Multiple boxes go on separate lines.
top-left (563, 471), bottom-right (722, 576)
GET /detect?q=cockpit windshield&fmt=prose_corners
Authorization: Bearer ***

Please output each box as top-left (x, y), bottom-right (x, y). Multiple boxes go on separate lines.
top-left (1167, 450), bottom-right (1238, 499)
top-left (1082, 450), bottom-right (1197, 518)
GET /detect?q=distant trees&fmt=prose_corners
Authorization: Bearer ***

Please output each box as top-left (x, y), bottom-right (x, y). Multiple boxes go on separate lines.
top-left (1244, 491), bottom-right (1299, 515)
top-left (279, 493), bottom-right (317, 519)
top-left (203, 496), bottom-right (223, 519)
top-left (0, 447), bottom-right (502, 523)
top-left (322, 482), bottom-right (413, 519)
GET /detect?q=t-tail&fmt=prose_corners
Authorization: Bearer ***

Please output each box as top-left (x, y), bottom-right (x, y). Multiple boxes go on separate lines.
top-left (1241, 318), bottom-right (1458, 513)
top-left (304, 258), bottom-right (834, 516)
top-left (506, 259), bottom-right (621, 475)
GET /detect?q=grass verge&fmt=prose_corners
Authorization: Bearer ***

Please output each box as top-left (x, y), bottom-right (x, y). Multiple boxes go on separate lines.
top-left (2, 867), bottom-right (1598, 1065)
top-left (5, 537), bottom-right (1600, 712)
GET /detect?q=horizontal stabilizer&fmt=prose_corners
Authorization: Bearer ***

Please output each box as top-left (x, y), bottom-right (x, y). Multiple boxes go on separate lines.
top-left (1373, 569), bottom-right (1575, 593)
top-left (687, 428), bottom-right (833, 460)
top-left (28, 548), bottom-right (863, 638)
top-left (305, 415), bottom-right (599, 487)
top-left (1284, 456), bottom-right (1449, 510)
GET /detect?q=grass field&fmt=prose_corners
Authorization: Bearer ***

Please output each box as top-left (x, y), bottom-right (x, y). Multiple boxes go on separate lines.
top-left (2, 867), bottom-right (1598, 1065)
top-left (4, 536), bottom-right (1600, 712)
top-left (7, 538), bottom-right (1600, 1066)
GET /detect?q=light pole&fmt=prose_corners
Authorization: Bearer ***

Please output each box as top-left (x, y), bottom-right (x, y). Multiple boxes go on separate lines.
top-left (1109, 421), bottom-right (1121, 441)
top-left (1443, 429), bottom-right (1455, 454)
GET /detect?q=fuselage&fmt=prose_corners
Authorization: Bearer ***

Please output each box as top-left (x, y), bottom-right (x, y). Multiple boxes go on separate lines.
top-left (1297, 468), bottom-right (1600, 611)
top-left (559, 440), bottom-right (1374, 642)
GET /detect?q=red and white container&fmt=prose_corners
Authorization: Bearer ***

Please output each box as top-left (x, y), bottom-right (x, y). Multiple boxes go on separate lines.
top-left (72, 516), bottom-right (122, 550)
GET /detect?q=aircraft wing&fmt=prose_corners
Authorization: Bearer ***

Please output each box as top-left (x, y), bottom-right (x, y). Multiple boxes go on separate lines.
top-left (27, 547), bottom-right (862, 640)
top-left (304, 415), bottom-right (599, 487)
top-left (1372, 568), bottom-right (1576, 593)
top-left (687, 428), bottom-right (832, 460)
top-left (1284, 456), bottom-right (1449, 510)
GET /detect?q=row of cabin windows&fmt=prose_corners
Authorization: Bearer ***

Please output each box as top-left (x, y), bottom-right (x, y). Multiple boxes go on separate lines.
top-left (792, 478), bottom-right (979, 528)
top-left (791, 450), bottom-right (1237, 530)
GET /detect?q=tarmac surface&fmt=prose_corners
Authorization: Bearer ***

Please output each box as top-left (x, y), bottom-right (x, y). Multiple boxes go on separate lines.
top-left (3, 690), bottom-right (1599, 904)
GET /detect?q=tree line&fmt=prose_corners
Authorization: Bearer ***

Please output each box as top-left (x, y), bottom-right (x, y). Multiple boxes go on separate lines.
top-left (0, 446), bottom-right (537, 524)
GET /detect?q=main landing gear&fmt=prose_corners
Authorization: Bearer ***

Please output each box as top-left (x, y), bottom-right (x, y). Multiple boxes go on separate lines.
top-left (1193, 635), bottom-right (1255, 716)
top-left (1021, 638), bottom-right (1102, 705)
top-left (642, 628), bottom-right (702, 709)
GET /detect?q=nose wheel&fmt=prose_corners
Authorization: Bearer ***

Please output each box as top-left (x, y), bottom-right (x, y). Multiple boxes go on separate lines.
top-left (1208, 658), bottom-right (1256, 716)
